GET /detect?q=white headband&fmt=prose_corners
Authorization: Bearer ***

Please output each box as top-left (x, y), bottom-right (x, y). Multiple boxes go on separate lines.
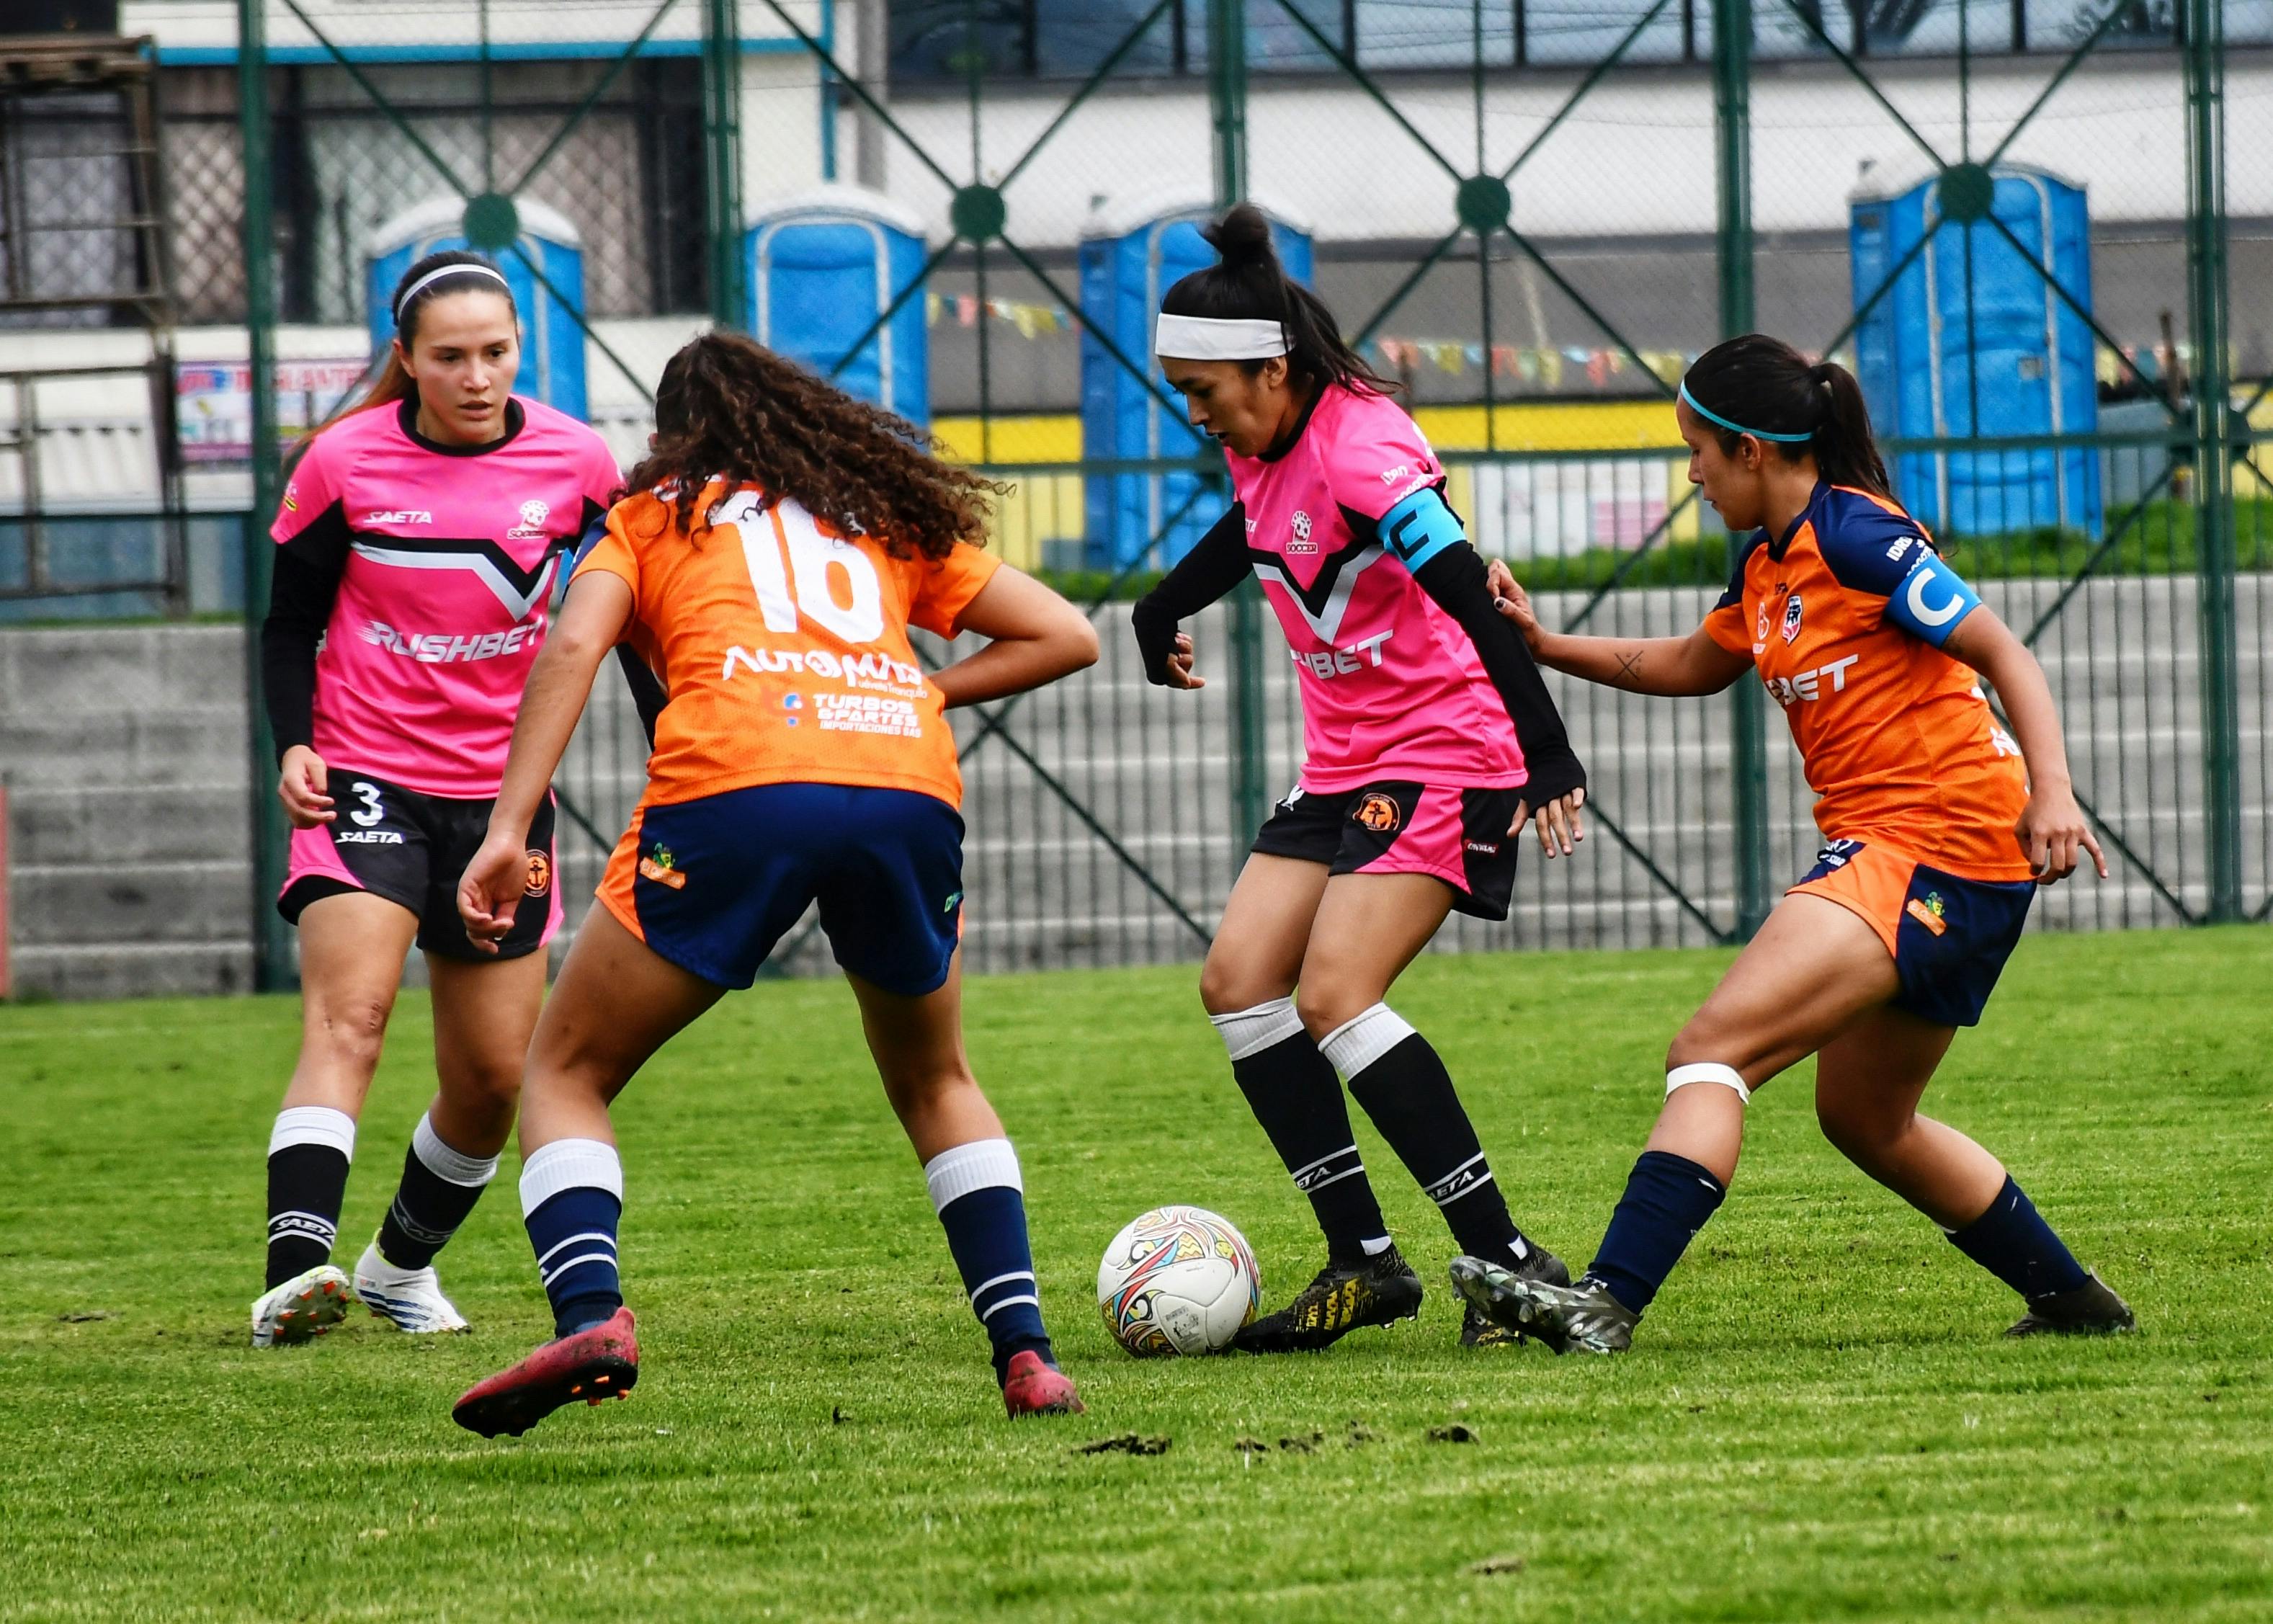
top-left (394, 262), bottom-right (509, 324)
top-left (1154, 313), bottom-right (1289, 362)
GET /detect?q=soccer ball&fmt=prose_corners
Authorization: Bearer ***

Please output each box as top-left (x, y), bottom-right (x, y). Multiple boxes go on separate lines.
top-left (1096, 1205), bottom-right (1261, 1357)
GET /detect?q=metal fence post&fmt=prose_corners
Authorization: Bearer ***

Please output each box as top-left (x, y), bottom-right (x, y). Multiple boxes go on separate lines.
top-left (1713, 0), bottom-right (1772, 939)
top-left (1207, 0), bottom-right (1269, 844)
top-left (1207, 0), bottom-right (1246, 204)
top-left (238, 0), bottom-right (296, 992)
top-left (2186, 0), bottom-right (2241, 924)
top-left (703, 0), bottom-right (746, 331)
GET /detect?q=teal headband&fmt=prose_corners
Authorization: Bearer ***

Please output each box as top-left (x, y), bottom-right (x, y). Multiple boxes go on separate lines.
top-left (1678, 380), bottom-right (1816, 444)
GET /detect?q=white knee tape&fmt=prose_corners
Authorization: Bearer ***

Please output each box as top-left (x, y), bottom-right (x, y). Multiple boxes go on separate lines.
top-left (1666, 1062), bottom-right (1751, 1104)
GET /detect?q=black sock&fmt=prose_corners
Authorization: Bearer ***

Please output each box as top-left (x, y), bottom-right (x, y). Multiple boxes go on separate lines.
top-left (265, 1106), bottom-right (356, 1288)
top-left (1324, 1006), bottom-right (1537, 1267)
top-left (1944, 1175), bottom-right (2090, 1300)
top-left (1587, 1150), bottom-right (1727, 1314)
top-left (375, 1112), bottom-right (500, 1271)
top-left (1213, 999), bottom-right (1390, 1266)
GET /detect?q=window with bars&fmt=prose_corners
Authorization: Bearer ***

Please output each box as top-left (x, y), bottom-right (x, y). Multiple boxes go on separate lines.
top-left (157, 58), bottom-right (709, 328)
top-left (885, 0), bottom-right (2241, 82)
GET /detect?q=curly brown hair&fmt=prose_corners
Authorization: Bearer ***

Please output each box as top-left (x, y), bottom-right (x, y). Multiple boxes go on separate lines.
top-left (626, 331), bottom-right (1000, 559)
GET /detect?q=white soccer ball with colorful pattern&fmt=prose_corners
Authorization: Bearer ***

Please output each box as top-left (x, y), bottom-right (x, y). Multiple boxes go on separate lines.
top-left (1097, 1206), bottom-right (1261, 1357)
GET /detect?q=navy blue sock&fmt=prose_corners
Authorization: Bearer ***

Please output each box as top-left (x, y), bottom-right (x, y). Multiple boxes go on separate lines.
top-left (519, 1139), bottom-right (625, 1339)
top-left (925, 1139), bottom-right (1054, 1383)
top-left (1586, 1150), bottom-right (1728, 1314)
top-left (1945, 1176), bottom-right (2089, 1300)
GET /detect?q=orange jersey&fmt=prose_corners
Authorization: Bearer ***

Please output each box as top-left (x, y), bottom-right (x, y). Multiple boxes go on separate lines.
top-left (573, 481), bottom-right (1001, 810)
top-left (1701, 483), bottom-right (2032, 882)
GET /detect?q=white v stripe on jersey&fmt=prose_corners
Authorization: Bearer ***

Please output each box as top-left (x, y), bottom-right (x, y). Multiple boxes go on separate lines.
top-left (351, 540), bottom-right (563, 620)
top-left (1250, 545), bottom-right (1391, 643)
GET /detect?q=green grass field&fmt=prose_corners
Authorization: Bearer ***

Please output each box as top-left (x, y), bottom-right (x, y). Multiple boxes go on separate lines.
top-left (3, 929), bottom-right (2269, 1622)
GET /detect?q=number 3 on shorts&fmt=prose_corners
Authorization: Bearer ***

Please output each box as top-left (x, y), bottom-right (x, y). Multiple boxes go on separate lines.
top-left (349, 781), bottom-right (384, 828)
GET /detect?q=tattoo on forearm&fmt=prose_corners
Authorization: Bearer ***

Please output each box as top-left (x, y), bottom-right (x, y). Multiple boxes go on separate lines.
top-left (1612, 648), bottom-right (1646, 689)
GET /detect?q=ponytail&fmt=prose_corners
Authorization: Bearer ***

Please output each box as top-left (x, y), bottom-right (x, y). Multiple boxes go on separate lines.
top-left (1682, 333), bottom-right (1891, 501)
top-left (1159, 202), bottom-right (1397, 396)
top-left (283, 249), bottom-right (517, 474)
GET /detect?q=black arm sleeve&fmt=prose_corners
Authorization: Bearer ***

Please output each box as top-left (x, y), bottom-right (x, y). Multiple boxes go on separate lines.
top-left (260, 504), bottom-right (351, 762)
top-left (1408, 541), bottom-right (1588, 806)
top-left (1128, 502), bottom-right (1254, 686)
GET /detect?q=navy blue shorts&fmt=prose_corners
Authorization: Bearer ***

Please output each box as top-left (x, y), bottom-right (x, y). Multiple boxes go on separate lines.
top-left (1790, 839), bottom-right (2037, 1027)
top-left (599, 783), bottom-right (965, 996)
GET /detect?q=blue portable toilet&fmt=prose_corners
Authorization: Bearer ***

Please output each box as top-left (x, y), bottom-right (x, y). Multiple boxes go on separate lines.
top-left (366, 197), bottom-right (589, 421)
top-left (746, 187), bottom-right (929, 427)
top-left (1079, 189), bottom-right (1314, 568)
top-left (1849, 161), bottom-right (2098, 536)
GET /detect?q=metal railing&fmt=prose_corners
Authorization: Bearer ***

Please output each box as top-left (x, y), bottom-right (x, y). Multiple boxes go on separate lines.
top-left (190, 0), bottom-right (2273, 983)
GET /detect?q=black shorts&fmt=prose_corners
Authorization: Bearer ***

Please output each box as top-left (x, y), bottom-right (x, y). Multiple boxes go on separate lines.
top-left (279, 771), bottom-right (561, 962)
top-left (1249, 780), bottom-right (1524, 922)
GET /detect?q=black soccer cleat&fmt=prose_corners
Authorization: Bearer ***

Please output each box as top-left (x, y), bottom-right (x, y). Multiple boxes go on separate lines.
top-left (1451, 1256), bottom-right (1638, 1355)
top-left (1233, 1244), bottom-right (1424, 1354)
top-left (2006, 1271), bottom-right (2136, 1338)
top-left (1459, 1243), bottom-right (1571, 1347)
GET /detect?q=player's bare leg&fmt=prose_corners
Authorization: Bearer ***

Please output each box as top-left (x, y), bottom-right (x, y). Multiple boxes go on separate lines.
top-left (1648, 891), bottom-right (1901, 1182)
top-left (1816, 1006), bottom-right (2131, 1336)
top-left (1199, 853), bottom-right (1327, 1017)
top-left (454, 907), bottom-right (719, 1437)
top-left (254, 892), bottom-right (418, 1347)
top-left (849, 953), bottom-right (1082, 1417)
top-left (354, 950), bottom-right (545, 1335)
top-left (1812, 1006), bottom-right (1987, 1226)
top-left (1456, 891), bottom-right (1895, 1352)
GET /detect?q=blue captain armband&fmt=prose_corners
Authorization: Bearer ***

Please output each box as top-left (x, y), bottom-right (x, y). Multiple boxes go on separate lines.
top-left (1379, 486), bottom-right (1465, 572)
top-left (1883, 550), bottom-right (1981, 647)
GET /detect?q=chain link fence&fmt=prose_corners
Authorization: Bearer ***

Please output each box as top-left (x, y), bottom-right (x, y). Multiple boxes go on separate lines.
top-left (6, 0), bottom-right (2268, 996)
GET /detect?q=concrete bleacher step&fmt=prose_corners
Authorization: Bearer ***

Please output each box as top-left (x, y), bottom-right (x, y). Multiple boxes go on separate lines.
top-left (10, 859), bottom-right (253, 946)
top-left (11, 942), bottom-right (255, 1001)
top-left (7, 782), bottom-right (248, 865)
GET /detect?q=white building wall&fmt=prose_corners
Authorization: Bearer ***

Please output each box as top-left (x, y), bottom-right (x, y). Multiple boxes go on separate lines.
top-left (872, 53), bottom-right (2252, 247)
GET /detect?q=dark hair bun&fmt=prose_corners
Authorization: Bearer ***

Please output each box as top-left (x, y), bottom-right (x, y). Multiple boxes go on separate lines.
top-left (1202, 202), bottom-right (1280, 275)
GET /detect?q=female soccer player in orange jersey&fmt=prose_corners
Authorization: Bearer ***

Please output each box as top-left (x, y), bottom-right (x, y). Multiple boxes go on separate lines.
top-left (445, 333), bottom-right (1100, 1435)
top-left (1454, 333), bottom-right (2134, 1352)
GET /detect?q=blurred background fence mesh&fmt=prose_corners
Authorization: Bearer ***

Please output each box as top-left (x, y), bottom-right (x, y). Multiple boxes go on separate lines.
top-left (2, 0), bottom-right (2264, 996)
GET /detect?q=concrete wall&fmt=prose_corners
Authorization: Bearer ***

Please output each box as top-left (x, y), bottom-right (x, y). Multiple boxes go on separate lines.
top-left (1, 626), bottom-right (254, 999)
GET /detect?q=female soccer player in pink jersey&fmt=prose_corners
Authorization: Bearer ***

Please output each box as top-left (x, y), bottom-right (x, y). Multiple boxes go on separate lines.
top-left (250, 250), bottom-right (620, 1347)
top-left (1130, 207), bottom-right (1589, 1352)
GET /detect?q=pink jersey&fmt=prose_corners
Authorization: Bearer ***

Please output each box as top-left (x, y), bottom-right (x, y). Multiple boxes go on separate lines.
top-left (1226, 384), bottom-right (1525, 793)
top-left (271, 396), bottom-right (620, 797)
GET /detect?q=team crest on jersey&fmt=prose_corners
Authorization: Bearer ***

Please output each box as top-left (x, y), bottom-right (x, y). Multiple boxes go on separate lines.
top-left (506, 499), bottom-right (553, 540)
top-left (1354, 792), bottom-right (1403, 834)
top-left (523, 850), bottom-right (553, 898)
top-left (1287, 510), bottom-right (1316, 555)
top-left (1780, 593), bottom-right (1804, 643)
